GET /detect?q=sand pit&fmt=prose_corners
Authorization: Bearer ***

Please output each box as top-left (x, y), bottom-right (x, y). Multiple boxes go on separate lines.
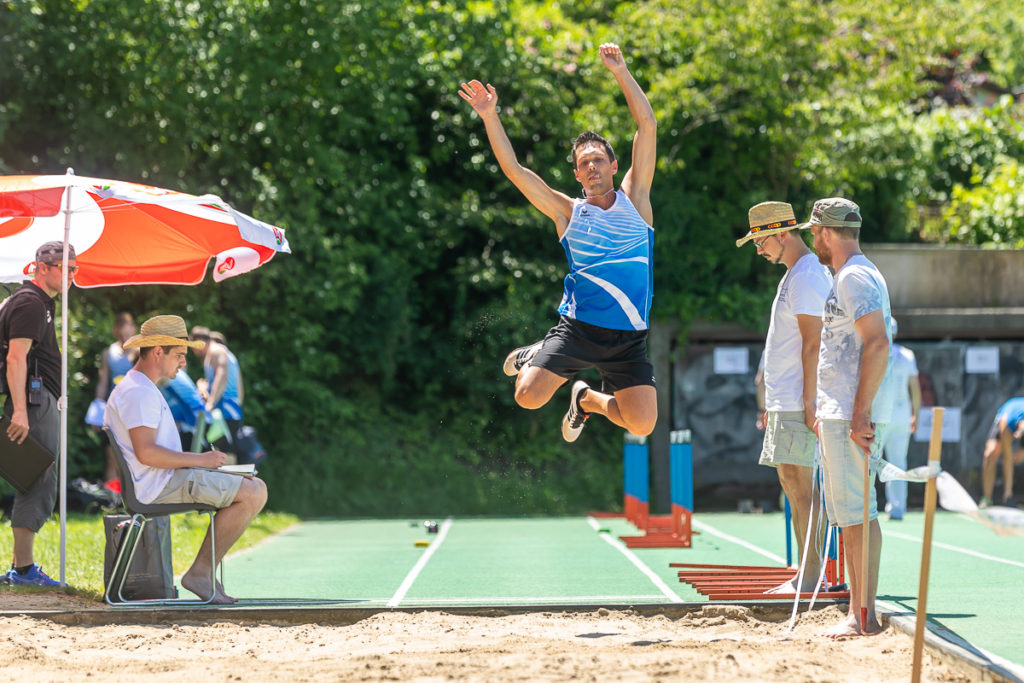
top-left (0, 592), bottom-right (979, 682)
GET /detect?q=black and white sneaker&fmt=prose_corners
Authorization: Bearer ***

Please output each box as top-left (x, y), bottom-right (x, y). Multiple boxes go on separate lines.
top-left (561, 380), bottom-right (590, 442)
top-left (503, 341), bottom-right (543, 376)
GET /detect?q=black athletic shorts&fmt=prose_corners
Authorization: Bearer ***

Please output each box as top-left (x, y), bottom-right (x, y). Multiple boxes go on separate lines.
top-left (530, 315), bottom-right (655, 393)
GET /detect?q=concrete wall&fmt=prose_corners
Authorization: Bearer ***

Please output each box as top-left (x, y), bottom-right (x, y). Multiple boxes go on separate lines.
top-left (862, 245), bottom-right (1024, 339)
top-left (862, 245), bottom-right (1024, 309)
top-left (670, 340), bottom-right (1024, 506)
top-left (659, 244), bottom-right (1024, 508)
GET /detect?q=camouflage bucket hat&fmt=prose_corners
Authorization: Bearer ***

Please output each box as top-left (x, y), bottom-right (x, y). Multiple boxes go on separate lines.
top-left (798, 197), bottom-right (862, 230)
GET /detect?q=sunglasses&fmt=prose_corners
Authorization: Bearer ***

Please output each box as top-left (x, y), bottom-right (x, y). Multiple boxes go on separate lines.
top-left (46, 262), bottom-right (80, 274)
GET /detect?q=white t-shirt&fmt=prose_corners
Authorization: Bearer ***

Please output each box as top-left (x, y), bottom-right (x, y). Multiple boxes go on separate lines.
top-left (816, 254), bottom-right (893, 422)
top-left (888, 344), bottom-right (919, 425)
top-left (103, 368), bottom-right (181, 503)
top-left (764, 253), bottom-right (833, 412)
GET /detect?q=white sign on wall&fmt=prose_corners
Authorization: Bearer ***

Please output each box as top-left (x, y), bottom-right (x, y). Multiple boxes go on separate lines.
top-left (965, 347), bottom-right (1000, 374)
top-left (913, 407), bottom-right (962, 443)
top-left (713, 347), bottom-right (749, 374)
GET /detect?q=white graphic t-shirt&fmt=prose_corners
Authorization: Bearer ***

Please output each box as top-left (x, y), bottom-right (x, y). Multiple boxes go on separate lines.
top-left (764, 253), bottom-right (833, 412)
top-left (816, 254), bottom-right (893, 422)
top-left (104, 369), bottom-right (181, 503)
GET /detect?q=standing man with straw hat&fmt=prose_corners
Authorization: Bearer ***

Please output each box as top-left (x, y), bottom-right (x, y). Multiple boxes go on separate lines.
top-left (737, 202), bottom-right (832, 594)
top-left (104, 315), bottom-right (267, 604)
top-left (804, 198), bottom-right (893, 637)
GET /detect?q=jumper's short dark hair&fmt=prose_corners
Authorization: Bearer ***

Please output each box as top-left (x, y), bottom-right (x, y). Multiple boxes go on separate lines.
top-left (571, 131), bottom-right (615, 169)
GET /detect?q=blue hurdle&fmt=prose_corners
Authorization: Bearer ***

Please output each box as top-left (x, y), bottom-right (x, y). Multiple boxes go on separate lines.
top-left (620, 430), bottom-right (694, 548)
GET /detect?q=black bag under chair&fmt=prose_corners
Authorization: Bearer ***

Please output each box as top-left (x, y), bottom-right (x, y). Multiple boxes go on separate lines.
top-left (103, 429), bottom-right (221, 606)
top-left (233, 425), bottom-right (266, 466)
top-left (103, 514), bottom-right (175, 601)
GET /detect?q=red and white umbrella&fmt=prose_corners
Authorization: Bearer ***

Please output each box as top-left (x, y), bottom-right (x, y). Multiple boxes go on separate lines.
top-left (0, 170), bottom-right (291, 585)
top-left (1, 172), bottom-right (289, 285)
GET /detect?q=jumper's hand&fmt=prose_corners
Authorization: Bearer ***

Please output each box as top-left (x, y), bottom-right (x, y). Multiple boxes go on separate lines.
top-left (458, 80), bottom-right (498, 117)
top-left (599, 43), bottom-right (626, 72)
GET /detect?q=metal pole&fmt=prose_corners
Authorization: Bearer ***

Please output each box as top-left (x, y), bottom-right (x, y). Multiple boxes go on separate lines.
top-left (58, 168), bottom-right (75, 586)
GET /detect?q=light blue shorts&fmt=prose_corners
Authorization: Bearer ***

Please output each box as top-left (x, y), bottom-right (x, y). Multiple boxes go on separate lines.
top-left (817, 419), bottom-right (881, 527)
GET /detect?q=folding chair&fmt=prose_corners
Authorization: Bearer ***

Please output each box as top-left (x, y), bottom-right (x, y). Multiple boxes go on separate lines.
top-left (104, 429), bottom-right (219, 606)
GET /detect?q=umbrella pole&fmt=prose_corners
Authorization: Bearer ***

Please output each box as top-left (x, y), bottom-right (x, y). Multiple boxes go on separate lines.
top-left (911, 407), bottom-right (945, 683)
top-left (58, 170), bottom-right (74, 587)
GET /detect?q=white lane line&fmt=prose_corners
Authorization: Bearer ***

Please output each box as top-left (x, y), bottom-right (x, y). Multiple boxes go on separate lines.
top-left (387, 517), bottom-right (453, 608)
top-left (586, 516), bottom-right (683, 603)
top-left (885, 530), bottom-right (1024, 569)
top-left (691, 518), bottom-right (787, 565)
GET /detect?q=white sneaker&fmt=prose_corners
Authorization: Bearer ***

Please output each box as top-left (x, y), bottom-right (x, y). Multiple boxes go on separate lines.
top-left (561, 380), bottom-right (590, 442)
top-left (503, 341), bottom-right (543, 376)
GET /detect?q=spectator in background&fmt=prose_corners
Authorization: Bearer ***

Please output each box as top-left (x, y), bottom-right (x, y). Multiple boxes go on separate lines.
top-left (160, 368), bottom-right (209, 452)
top-left (190, 326), bottom-right (244, 453)
top-left (94, 312), bottom-right (137, 486)
top-left (980, 397), bottom-right (1024, 509)
top-left (754, 349), bottom-right (766, 431)
top-left (877, 318), bottom-right (921, 520)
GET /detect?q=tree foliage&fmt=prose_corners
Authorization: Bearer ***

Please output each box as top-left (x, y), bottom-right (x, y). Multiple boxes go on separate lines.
top-left (1, 0), bottom-right (1022, 514)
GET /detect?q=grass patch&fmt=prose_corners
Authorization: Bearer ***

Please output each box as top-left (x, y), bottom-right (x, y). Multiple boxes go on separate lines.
top-left (1, 511), bottom-right (300, 601)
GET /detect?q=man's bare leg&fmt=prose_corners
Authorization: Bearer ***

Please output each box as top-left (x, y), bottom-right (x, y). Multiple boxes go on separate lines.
top-left (767, 464), bottom-right (822, 593)
top-left (1001, 429), bottom-right (1014, 502)
top-left (514, 366), bottom-right (567, 410)
top-left (11, 527), bottom-right (35, 568)
top-left (823, 520), bottom-right (883, 637)
top-left (982, 438), bottom-right (1000, 503)
top-left (579, 384), bottom-right (656, 437)
top-left (181, 477), bottom-right (268, 604)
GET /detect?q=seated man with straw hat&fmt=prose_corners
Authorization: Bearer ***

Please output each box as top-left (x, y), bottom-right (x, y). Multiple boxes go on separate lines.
top-left (103, 315), bottom-right (267, 604)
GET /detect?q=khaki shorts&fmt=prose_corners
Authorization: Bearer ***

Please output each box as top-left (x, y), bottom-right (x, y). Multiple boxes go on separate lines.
top-left (759, 411), bottom-right (816, 468)
top-left (149, 468), bottom-right (242, 509)
top-left (817, 419), bottom-right (881, 527)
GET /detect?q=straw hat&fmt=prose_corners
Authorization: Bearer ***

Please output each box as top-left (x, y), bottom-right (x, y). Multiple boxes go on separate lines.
top-left (123, 315), bottom-right (205, 350)
top-left (735, 201), bottom-right (800, 247)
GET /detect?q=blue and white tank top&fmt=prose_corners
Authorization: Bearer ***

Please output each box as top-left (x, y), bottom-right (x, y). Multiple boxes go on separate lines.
top-left (557, 190), bottom-right (654, 331)
top-left (107, 342), bottom-right (135, 393)
top-left (204, 347), bottom-right (243, 421)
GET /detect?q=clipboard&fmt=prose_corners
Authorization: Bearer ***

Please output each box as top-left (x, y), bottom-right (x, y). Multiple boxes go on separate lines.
top-left (0, 415), bottom-right (56, 494)
top-left (194, 464), bottom-right (257, 477)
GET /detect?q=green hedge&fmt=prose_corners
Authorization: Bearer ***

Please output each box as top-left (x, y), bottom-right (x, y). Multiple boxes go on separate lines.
top-left (2, 0), bottom-right (1023, 514)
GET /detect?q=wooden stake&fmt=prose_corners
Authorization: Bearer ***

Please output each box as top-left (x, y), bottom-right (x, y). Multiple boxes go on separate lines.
top-left (860, 438), bottom-right (868, 634)
top-left (911, 407), bottom-right (944, 683)
top-left (861, 440), bottom-right (870, 633)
